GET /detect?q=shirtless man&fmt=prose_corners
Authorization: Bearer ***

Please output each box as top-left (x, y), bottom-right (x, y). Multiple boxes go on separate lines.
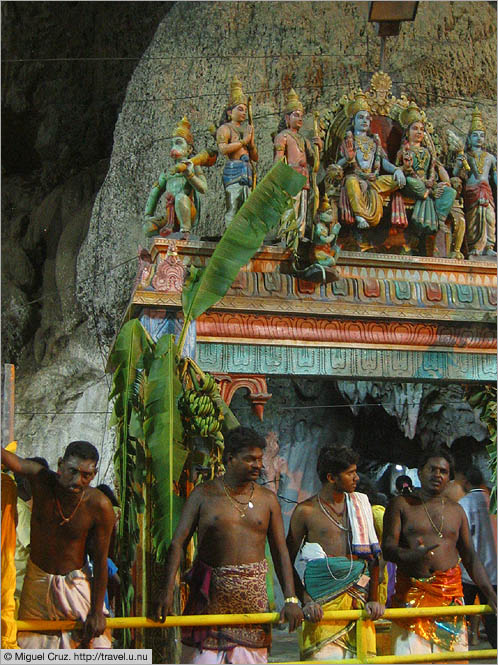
top-left (286, 445), bottom-right (384, 661)
top-left (152, 426), bottom-right (303, 664)
top-left (1, 441), bottom-right (115, 649)
top-left (383, 446), bottom-right (497, 657)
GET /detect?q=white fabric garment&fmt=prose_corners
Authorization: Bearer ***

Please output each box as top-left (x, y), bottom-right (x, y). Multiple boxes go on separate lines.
top-left (459, 489), bottom-right (497, 585)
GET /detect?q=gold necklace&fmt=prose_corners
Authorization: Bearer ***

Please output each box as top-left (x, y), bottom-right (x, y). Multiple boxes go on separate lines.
top-left (317, 495), bottom-right (349, 532)
top-left (222, 479), bottom-right (255, 518)
top-left (469, 150), bottom-right (487, 174)
top-left (420, 496), bottom-right (445, 539)
top-left (55, 490), bottom-right (86, 526)
top-left (354, 134), bottom-right (374, 160)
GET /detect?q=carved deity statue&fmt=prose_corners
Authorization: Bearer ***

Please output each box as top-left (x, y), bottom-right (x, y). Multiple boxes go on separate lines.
top-left (336, 91), bottom-right (405, 230)
top-left (216, 77), bottom-right (258, 230)
top-left (311, 194), bottom-right (341, 269)
top-left (397, 102), bottom-right (456, 236)
top-left (454, 106), bottom-right (496, 257)
top-left (448, 177), bottom-right (466, 259)
top-left (273, 89), bottom-right (322, 237)
top-left (143, 117), bottom-right (208, 237)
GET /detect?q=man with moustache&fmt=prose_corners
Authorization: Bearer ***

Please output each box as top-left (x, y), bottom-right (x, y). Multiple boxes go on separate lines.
top-left (383, 446), bottom-right (497, 657)
top-left (1, 441), bottom-right (115, 649)
top-left (286, 445), bottom-right (384, 661)
top-left (152, 426), bottom-right (303, 664)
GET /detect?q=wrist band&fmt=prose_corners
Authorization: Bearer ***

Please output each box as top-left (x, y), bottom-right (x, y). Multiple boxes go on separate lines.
top-left (284, 596), bottom-right (300, 604)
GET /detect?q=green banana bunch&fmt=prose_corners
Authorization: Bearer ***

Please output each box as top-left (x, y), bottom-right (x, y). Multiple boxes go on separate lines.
top-left (179, 373), bottom-right (224, 442)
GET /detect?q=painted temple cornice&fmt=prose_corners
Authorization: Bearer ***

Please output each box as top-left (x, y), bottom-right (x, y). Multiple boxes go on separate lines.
top-left (128, 239), bottom-right (496, 383)
top-left (132, 240), bottom-right (496, 325)
top-left (196, 313), bottom-right (495, 354)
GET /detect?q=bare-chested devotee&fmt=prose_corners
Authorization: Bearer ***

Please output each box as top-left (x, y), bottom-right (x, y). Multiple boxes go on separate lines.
top-left (286, 445), bottom-right (384, 661)
top-left (152, 426), bottom-right (303, 664)
top-left (1, 441), bottom-right (115, 649)
top-left (383, 446), bottom-right (497, 657)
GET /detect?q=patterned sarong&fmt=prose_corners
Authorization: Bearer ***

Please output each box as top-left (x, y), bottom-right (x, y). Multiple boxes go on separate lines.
top-left (182, 559), bottom-right (271, 651)
top-left (391, 565), bottom-right (467, 652)
top-left (17, 558), bottom-right (111, 649)
top-left (299, 551), bottom-right (376, 660)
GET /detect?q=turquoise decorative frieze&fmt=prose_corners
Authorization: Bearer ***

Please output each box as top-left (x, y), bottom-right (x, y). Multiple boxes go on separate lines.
top-left (197, 343), bottom-right (496, 384)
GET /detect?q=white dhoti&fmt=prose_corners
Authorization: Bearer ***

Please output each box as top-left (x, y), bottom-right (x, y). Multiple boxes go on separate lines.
top-left (18, 558), bottom-right (111, 649)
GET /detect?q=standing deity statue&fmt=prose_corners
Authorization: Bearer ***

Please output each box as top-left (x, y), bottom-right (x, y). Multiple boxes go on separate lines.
top-left (454, 107), bottom-right (496, 257)
top-left (397, 102), bottom-right (456, 236)
top-left (216, 77), bottom-right (258, 229)
top-left (273, 89), bottom-right (322, 237)
top-left (336, 91), bottom-right (405, 230)
top-left (143, 117), bottom-right (208, 237)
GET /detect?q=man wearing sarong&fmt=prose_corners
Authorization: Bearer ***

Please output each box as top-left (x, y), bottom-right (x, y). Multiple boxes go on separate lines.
top-left (286, 445), bottom-right (384, 661)
top-left (152, 426), bottom-right (303, 664)
top-left (1, 441), bottom-right (115, 649)
top-left (383, 446), bottom-right (497, 657)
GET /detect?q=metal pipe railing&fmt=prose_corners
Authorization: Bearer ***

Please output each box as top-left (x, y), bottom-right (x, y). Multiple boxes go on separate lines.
top-left (15, 604), bottom-right (496, 664)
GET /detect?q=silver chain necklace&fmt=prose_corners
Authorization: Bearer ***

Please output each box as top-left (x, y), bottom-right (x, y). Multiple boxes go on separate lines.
top-left (317, 495), bottom-right (354, 581)
top-left (318, 495), bottom-right (348, 531)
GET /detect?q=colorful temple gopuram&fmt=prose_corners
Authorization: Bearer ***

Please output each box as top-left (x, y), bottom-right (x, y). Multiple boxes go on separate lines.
top-left (108, 70), bottom-right (496, 660)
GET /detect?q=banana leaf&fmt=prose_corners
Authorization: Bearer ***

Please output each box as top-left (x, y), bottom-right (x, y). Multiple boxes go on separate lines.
top-left (108, 319), bottom-right (152, 646)
top-left (109, 319), bottom-right (153, 432)
top-left (181, 160), bottom-right (305, 332)
top-left (143, 333), bottom-right (188, 560)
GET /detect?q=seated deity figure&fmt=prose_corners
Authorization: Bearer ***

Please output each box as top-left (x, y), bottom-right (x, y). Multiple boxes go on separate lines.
top-left (336, 91), bottom-right (405, 230)
top-left (454, 106), bottom-right (496, 257)
top-left (216, 77), bottom-right (258, 230)
top-left (274, 89), bottom-right (322, 237)
top-left (143, 117), bottom-right (207, 237)
top-left (397, 102), bottom-right (456, 236)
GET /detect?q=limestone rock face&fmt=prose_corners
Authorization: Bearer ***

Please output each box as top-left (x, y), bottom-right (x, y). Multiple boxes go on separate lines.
top-left (3, 2), bottom-right (496, 468)
top-left (337, 381), bottom-right (488, 450)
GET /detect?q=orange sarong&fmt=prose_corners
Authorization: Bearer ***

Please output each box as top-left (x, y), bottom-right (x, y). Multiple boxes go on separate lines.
top-left (392, 565), bottom-right (466, 652)
top-left (1, 472), bottom-right (19, 649)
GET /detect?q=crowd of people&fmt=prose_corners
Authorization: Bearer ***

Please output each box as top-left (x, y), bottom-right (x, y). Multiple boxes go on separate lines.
top-left (1, 429), bottom-right (496, 664)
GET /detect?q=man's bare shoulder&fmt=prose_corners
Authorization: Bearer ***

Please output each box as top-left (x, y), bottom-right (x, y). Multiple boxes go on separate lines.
top-left (189, 479), bottom-right (222, 500)
top-left (387, 494), bottom-right (411, 510)
top-left (86, 487), bottom-right (115, 515)
top-left (254, 484), bottom-right (283, 507)
top-left (293, 495), bottom-right (317, 516)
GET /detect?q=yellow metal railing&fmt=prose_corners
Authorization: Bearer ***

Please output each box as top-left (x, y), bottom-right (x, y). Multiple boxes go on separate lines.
top-left (15, 604), bottom-right (496, 664)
